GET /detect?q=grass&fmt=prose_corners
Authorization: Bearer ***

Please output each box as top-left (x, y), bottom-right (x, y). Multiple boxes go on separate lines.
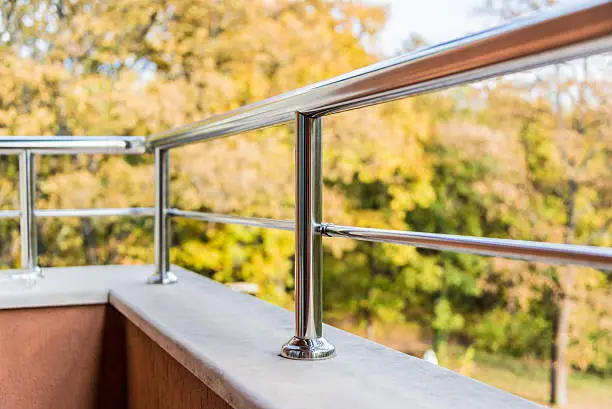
top-left (343, 322), bottom-right (612, 409)
top-left (464, 351), bottom-right (611, 409)
top-left (424, 346), bottom-right (612, 409)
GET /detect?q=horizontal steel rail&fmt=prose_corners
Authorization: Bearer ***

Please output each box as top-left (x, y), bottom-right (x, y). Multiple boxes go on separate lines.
top-left (166, 211), bottom-right (612, 271)
top-left (0, 136), bottom-right (146, 154)
top-left (38, 207), bottom-right (154, 217)
top-left (169, 209), bottom-right (295, 231)
top-left (322, 224), bottom-right (612, 272)
top-left (1, 0), bottom-right (610, 360)
top-left (0, 210), bottom-right (20, 219)
top-left (0, 208), bottom-right (154, 219)
top-left (4, 206), bottom-right (611, 270)
top-left (148, 0), bottom-right (612, 150)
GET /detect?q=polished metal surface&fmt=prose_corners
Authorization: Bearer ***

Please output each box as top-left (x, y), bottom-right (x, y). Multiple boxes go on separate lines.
top-left (0, 210), bottom-right (20, 219)
top-left (280, 336), bottom-right (336, 360)
top-left (281, 114), bottom-right (335, 360)
top-left (0, 208), bottom-right (153, 219)
top-left (0, 136), bottom-right (146, 155)
top-left (169, 209), bottom-right (294, 231)
top-left (37, 207), bottom-right (154, 218)
top-left (149, 148), bottom-right (178, 284)
top-left (322, 224), bottom-right (612, 272)
top-left (0, 0), bottom-right (609, 365)
top-left (0, 269), bottom-right (41, 287)
top-left (4, 203), bottom-right (609, 271)
top-left (18, 150), bottom-right (41, 276)
top-left (148, 1), bottom-right (612, 150)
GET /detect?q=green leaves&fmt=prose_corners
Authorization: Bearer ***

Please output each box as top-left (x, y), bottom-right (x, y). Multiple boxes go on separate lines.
top-left (0, 0), bottom-right (610, 377)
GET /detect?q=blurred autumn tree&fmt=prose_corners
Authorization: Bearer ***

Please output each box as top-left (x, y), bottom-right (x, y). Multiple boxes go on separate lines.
top-left (478, 1), bottom-right (612, 404)
top-left (0, 1), bottom-right (610, 407)
top-left (0, 0), bottom-right (386, 305)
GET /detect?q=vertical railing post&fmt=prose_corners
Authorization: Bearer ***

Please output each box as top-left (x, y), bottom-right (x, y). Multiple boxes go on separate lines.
top-left (19, 149), bottom-right (41, 277)
top-left (148, 147), bottom-right (178, 284)
top-left (281, 113), bottom-right (335, 360)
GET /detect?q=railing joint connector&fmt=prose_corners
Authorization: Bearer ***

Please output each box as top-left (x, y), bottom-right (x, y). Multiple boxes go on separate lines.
top-left (317, 222), bottom-right (335, 237)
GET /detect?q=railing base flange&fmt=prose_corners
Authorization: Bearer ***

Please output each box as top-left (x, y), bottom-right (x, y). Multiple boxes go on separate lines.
top-left (0, 267), bottom-right (43, 288)
top-left (147, 271), bottom-right (179, 285)
top-left (280, 336), bottom-right (336, 360)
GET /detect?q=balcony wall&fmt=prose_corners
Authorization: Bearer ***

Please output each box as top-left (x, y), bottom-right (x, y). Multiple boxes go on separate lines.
top-left (0, 266), bottom-right (543, 409)
top-left (0, 305), bottom-right (111, 409)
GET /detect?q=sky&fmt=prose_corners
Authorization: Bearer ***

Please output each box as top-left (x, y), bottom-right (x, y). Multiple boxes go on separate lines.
top-left (372, 0), bottom-right (493, 56)
top-left (373, 0), bottom-right (585, 57)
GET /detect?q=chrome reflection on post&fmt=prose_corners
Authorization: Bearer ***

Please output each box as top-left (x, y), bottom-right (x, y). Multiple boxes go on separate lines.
top-left (19, 150), bottom-right (41, 277)
top-left (281, 114), bottom-right (335, 360)
top-left (149, 148), bottom-right (178, 284)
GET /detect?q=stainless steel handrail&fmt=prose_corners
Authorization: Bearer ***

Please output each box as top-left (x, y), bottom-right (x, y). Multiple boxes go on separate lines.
top-left (4, 204), bottom-right (609, 269)
top-left (0, 0), bottom-right (610, 361)
top-left (148, 0), bottom-right (612, 150)
top-left (143, 0), bottom-right (612, 359)
top-left (0, 136), bottom-right (146, 154)
top-left (19, 151), bottom-right (39, 275)
top-left (37, 208), bottom-right (154, 218)
top-left (0, 137), bottom-right (148, 277)
top-left (322, 224), bottom-right (612, 272)
top-left (0, 210), bottom-right (20, 219)
top-left (0, 208), bottom-right (154, 219)
top-left (165, 211), bottom-right (612, 271)
top-left (169, 209), bottom-right (295, 231)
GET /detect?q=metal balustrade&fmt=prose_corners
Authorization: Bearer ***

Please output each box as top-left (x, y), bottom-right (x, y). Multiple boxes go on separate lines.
top-left (0, 137), bottom-right (147, 281)
top-left (0, 0), bottom-right (611, 360)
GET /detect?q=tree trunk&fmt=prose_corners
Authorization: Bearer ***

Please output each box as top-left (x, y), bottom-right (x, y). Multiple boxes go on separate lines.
top-left (364, 243), bottom-right (377, 341)
top-left (81, 218), bottom-right (98, 265)
top-left (549, 141), bottom-right (578, 406)
top-left (550, 267), bottom-right (574, 407)
top-left (81, 157), bottom-right (99, 265)
top-left (365, 313), bottom-right (375, 341)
